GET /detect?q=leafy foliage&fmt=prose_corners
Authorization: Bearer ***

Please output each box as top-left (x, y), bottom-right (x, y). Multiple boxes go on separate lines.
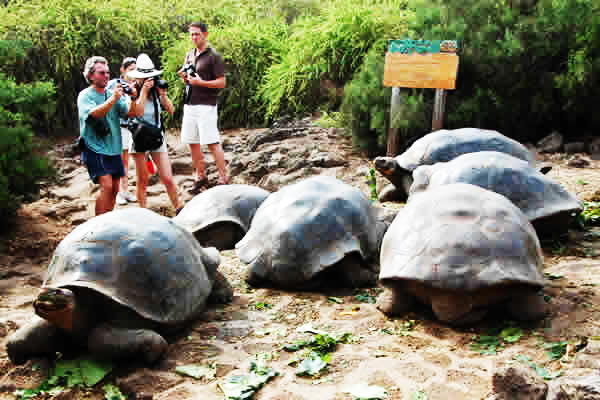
top-left (15, 357), bottom-right (114, 400)
top-left (218, 353), bottom-right (279, 400)
top-left (575, 201), bottom-right (600, 228)
top-left (0, 39), bottom-right (55, 223)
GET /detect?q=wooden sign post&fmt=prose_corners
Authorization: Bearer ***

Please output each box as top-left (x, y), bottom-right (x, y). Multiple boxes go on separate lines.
top-left (383, 39), bottom-right (459, 155)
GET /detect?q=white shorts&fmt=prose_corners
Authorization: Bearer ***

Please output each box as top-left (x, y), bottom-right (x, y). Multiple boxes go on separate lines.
top-left (181, 104), bottom-right (221, 145)
top-left (121, 127), bottom-right (132, 151)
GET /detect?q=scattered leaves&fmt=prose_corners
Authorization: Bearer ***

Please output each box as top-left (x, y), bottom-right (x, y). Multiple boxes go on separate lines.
top-left (542, 341), bottom-right (568, 361)
top-left (103, 383), bottom-right (126, 400)
top-left (296, 352), bottom-right (328, 376)
top-left (411, 390), bottom-right (428, 400)
top-left (328, 296), bottom-right (344, 304)
top-left (514, 354), bottom-right (562, 380)
top-left (175, 363), bottom-right (216, 380)
top-left (15, 357), bottom-right (113, 400)
top-left (345, 382), bottom-right (388, 399)
top-left (218, 354), bottom-right (279, 400)
top-left (250, 302), bottom-right (273, 311)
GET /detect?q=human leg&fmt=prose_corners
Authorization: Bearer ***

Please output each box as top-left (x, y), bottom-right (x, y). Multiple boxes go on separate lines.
top-left (133, 153), bottom-right (149, 208)
top-left (207, 143), bottom-right (228, 184)
top-left (96, 175), bottom-right (117, 215)
top-left (181, 105), bottom-right (207, 184)
top-left (152, 151), bottom-right (180, 210)
top-left (189, 143), bottom-right (207, 182)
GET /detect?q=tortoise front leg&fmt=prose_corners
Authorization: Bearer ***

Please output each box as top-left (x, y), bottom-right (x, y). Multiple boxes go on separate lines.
top-left (87, 324), bottom-right (167, 363)
top-left (6, 316), bottom-right (68, 364)
top-left (376, 287), bottom-right (415, 317)
top-left (206, 270), bottom-right (233, 304)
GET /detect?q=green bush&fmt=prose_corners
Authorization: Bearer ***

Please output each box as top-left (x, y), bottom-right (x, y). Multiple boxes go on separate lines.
top-left (259, 1), bottom-right (412, 122)
top-left (340, 44), bottom-right (430, 155)
top-left (406, 0), bottom-right (600, 142)
top-left (0, 40), bottom-right (56, 222)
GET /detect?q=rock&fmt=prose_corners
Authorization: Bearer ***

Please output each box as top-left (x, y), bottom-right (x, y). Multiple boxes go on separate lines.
top-left (574, 339), bottom-right (600, 369)
top-left (567, 157), bottom-right (590, 168)
top-left (492, 365), bottom-right (547, 400)
top-left (537, 131), bottom-right (564, 153)
top-left (564, 142), bottom-right (586, 154)
top-left (547, 373), bottom-right (600, 400)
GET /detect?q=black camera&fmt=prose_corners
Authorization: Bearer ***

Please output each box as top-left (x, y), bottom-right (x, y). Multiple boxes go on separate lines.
top-left (116, 79), bottom-right (133, 95)
top-left (182, 63), bottom-right (197, 77)
top-left (153, 76), bottom-right (168, 90)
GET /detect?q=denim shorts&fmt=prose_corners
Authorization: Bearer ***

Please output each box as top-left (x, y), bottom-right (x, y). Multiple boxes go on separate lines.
top-left (81, 146), bottom-right (125, 184)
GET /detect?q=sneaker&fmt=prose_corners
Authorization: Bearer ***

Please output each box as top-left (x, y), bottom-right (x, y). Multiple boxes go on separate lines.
top-left (116, 193), bottom-right (128, 205)
top-left (121, 191), bottom-right (136, 202)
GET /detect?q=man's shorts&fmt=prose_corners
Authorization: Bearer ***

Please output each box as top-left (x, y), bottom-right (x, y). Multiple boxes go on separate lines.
top-left (121, 126), bottom-right (132, 151)
top-left (82, 146), bottom-right (125, 184)
top-left (181, 104), bottom-right (221, 145)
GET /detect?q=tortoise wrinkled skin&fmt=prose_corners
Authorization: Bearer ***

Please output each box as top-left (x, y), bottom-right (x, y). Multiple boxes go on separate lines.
top-left (173, 184), bottom-right (270, 250)
top-left (410, 151), bottom-right (582, 239)
top-left (375, 128), bottom-right (538, 202)
top-left (236, 176), bottom-right (393, 289)
top-left (377, 183), bottom-right (546, 325)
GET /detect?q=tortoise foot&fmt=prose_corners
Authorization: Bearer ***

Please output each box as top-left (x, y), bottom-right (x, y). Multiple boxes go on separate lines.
top-left (6, 316), bottom-right (67, 364)
top-left (88, 325), bottom-right (167, 363)
top-left (207, 270), bottom-right (233, 304)
top-left (507, 291), bottom-right (547, 321)
top-left (431, 294), bottom-right (486, 325)
top-left (376, 288), bottom-right (414, 317)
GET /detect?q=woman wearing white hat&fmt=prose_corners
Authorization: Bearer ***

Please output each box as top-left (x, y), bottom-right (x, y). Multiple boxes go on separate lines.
top-left (128, 53), bottom-right (182, 214)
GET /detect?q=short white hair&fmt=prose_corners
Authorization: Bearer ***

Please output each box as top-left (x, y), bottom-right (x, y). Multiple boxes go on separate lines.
top-left (83, 56), bottom-right (108, 84)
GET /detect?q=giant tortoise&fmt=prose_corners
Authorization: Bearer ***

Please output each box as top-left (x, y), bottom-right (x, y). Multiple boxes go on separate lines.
top-left (410, 151), bottom-right (582, 238)
top-left (6, 208), bottom-right (232, 364)
top-left (173, 184), bottom-right (270, 250)
top-left (376, 183), bottom-right (546, 325)
top-left (235, 176), bottom-right (397, 289)
top-left (375, 128), bottom-right (551, 202)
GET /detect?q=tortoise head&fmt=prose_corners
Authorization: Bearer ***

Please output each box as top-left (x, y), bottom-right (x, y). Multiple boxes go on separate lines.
top-left (373, 156), bottom-right (399, 176)
top-left (33, 288), bottom-right (75, 333)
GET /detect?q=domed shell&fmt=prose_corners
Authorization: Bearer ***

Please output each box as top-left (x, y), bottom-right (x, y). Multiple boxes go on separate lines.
top-left (410, 151), bottom-right (582, 233)
top-left (172, 184), bottom-right (270, 249)
top-left (45, 208), bottom-right (219, 325)
top-left (236, 176), bottom-right (379, 287)
top-left (379, 183), bottom-right (544, 291)
top-left (397, 128), bottom-right (536, 171)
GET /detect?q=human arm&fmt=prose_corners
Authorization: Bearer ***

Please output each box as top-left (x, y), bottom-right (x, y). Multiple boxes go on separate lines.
top-left (135, 79), bottom-right (154, 118)
top-left (187, 75), bottom-right (226, 89)
top-left (89, 85), bottom-right (124, 119)
top-left (157, 87), bottom-right (174, 115)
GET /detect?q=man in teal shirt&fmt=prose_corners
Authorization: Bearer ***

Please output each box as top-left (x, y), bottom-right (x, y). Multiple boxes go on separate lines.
top-left (77, 56), bottom-right (137, 215)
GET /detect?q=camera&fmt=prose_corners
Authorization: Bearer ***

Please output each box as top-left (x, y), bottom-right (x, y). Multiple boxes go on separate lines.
top-left (116, 79), bottom-right (133, 95)
top-left (182, 63), bottom-right (197, 77)
top-left (153, 76), bottom-right (168, 90)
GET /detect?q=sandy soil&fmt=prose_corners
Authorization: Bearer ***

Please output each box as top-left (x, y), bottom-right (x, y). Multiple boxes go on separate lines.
top-left (0, 127), bottom-right (599, 400)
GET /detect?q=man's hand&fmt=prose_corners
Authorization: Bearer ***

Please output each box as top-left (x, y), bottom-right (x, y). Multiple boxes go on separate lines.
top-left (177, 68), bottom-right (188, 83)
top-left (112, 84), bottom-right (124, 100)
top-left (188, 75), bottom-right (204, 86)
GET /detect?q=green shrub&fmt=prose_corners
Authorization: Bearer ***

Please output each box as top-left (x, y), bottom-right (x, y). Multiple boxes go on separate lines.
top-left (259, 1), bottom-right (412, 122)
top-left (340, 44), bottom-right (430, 155)
top-left (0, 40), bottom-right (56, 222)
top-left (406, 0), bottom-right (600, 142)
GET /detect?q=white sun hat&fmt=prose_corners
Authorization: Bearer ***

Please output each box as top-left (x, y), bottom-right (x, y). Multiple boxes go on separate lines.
top-left (127, 53), bottom-right (163, 79)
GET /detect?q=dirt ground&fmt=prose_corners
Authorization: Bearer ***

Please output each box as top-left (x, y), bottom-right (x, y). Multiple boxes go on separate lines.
top-left (0, 127), bottom-right (599, 400)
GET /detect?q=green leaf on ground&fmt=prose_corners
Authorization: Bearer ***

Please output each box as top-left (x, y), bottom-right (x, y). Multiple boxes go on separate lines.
top-left (103, 383), bottom-right (126, 400)
top-left (411, 390), bottom-right (428, 400)
top-left (218, 358), bottom-right (279, 400)
top-left (175, 364), bottom-right (216, 380)
top-left (328, 296), bottom-right (344, 304)
top-left (296, 353), bottom-right (327, 376)
top-left (542, 341), bottom-right (568, 360)
top-left (345, 382), bottom-right (388, 399)
top-left (500, 327), bottom-right (523, 343)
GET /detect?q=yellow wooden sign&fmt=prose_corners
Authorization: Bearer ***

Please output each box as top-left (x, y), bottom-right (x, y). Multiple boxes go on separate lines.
top-left (383, 52), bottom-right (459, 89)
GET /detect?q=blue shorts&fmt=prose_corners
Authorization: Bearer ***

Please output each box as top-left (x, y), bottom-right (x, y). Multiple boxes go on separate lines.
top-left (81, 146), bottom-right (125, 184)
